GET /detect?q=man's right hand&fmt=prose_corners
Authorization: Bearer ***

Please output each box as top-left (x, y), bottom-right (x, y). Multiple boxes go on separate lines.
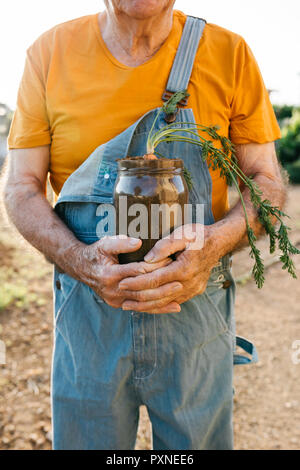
top-left (63, 236), bottom-right (181, 312)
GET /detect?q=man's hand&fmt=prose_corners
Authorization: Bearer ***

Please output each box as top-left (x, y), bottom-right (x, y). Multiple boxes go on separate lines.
top-left (119, 225), bottom-right (220, 314)
top-left (67, 235), bottom-right (182, 311)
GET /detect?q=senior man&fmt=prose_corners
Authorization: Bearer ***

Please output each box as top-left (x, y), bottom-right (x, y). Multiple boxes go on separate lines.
top-left (4, 0), bottom-right (283, 450)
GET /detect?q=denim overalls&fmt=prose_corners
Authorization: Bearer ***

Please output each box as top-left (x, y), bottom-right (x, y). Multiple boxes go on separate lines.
top-left (52, 16), bottom-right (257, 450)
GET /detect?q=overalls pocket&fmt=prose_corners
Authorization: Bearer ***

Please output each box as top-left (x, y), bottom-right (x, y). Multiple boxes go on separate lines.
top-left (203, 268), bottom-right (236, 349)
top-left (95, 160), bottom-right (118, 200)
top-left (55, 159), bottom-right (118, 244)
top-left (54, 271), bottom-right (80, 329)
top-left (205, 265), bottom-right (258, 365)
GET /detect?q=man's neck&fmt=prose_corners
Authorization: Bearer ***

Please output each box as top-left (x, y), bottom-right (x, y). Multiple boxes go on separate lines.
top-left (99, 7), bottom-right (174, 67)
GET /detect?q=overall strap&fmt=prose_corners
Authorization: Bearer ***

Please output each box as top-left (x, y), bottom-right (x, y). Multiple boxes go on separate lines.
top-left (163, 16), bottom-right (206, 104)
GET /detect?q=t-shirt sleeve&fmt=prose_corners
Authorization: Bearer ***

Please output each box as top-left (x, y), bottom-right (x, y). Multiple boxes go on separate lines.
top-left (7, 41), bottom-right (51, 149)
top-left (229, 38), bottom-right (281, 144)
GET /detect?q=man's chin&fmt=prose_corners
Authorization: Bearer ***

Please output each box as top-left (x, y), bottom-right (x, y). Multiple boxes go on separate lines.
top-left (119, 0), bottom-right (173, 20)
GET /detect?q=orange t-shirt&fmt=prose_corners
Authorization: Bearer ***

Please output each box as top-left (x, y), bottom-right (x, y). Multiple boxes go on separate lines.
top-left (8, 10), bottom-right (281, 221)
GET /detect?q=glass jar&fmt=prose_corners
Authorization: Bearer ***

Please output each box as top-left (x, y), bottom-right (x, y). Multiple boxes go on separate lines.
top-left (114, 157), bottom-right (189, 264)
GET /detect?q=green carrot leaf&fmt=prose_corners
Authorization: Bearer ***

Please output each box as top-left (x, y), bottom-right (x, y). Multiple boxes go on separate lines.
top-left (183, 166), bottom-right (193, 191)
top-left (162, 90), bottom-right (190, 115)
top-left (145, 106), bottom-right (299, 287)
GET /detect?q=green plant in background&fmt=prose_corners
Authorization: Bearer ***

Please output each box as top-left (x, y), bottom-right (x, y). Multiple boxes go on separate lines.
top-left (286, 159), bottom-right (300, 184)
top-left (273, 104), bottom-right (294, 123)
top-left (146, 91), bottom-right (300, 288)
top-left (277, 109), bottom-right (300, 183)
top-left (0, 102), bottom-right (13, 136)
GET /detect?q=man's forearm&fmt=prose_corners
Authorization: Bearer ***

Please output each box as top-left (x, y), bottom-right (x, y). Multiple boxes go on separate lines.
top-left (4, 179), bottom-right (83, 277)
top-left (208, 171), bottom-right (286, 260)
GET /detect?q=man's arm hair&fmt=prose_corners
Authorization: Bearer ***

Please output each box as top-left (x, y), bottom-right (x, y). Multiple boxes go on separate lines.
top-left (2, 147), bottom-right (83, 275)
top-left (209, 141), bottom-right (286, 257)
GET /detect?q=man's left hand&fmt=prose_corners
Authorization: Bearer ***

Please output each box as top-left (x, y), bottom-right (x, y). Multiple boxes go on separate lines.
top-left (119, 224), bottom-right (221, 314)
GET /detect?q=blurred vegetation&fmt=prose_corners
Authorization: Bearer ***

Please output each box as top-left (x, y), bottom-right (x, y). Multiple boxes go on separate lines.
top-left (275, 106), bottom-right (300, 184)
top-left (0, 103), bottom-right (13, 136)
top-left (0, 103), bottom-right (13, 167)
top-left (273, 104), bottom-right (294, 123)
top-left (0, 234), bottom-right (50, 311)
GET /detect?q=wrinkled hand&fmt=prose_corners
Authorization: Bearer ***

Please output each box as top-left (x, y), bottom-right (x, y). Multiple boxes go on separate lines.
top-left (69, 235), bottom-right (178, 311)
top-left (119, 225), bottom-right (220, 314)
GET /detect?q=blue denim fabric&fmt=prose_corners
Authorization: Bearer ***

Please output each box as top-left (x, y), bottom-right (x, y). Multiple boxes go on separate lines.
top-left (52, 256), bottom-right (236, 450)
top-left (51, 16), bottom-right (257, 450)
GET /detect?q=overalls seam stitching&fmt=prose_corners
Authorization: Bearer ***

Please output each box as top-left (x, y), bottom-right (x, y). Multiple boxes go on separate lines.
top-left (55, 280), bottom-right (81, 328)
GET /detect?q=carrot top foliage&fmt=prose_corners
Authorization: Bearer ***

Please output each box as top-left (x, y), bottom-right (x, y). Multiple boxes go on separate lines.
top-left (146, 91), bottom-right (300, 288)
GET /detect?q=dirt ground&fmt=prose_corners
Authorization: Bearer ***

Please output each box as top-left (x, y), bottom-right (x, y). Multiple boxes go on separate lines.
top-left (0, 186), bottom-right (299, 450)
